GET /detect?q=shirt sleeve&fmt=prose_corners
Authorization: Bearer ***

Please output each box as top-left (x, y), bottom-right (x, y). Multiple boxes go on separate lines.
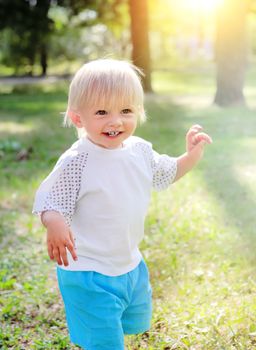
top-left (32, 151), bottom-right (88, 226)
top-left (133, 137), bottom-right (177, 192)
top-left (151, 149), bottom-right (177, 191)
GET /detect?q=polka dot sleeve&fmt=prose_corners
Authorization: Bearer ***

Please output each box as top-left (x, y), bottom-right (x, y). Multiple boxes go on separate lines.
top-left (151, 150), bottom-right (177, 191)
top-left (134, 138), bottom-right (177, 191)
top-left (33, 152), bottom-right (88, 226)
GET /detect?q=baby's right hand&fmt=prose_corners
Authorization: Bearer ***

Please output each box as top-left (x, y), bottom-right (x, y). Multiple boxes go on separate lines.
top-left (41, 211), bottom-right (78, 266)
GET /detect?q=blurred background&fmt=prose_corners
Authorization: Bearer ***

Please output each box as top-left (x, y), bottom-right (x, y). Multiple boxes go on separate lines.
top-left (0, 0), bottom-right (254, 106)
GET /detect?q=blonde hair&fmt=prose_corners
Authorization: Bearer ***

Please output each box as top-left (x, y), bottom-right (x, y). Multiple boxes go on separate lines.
top-left (64, 59), bottom-right (146, 133)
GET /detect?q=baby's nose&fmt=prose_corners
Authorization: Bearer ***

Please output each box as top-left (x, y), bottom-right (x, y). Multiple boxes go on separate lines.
top-left (109, 115), bottom-right (122, 126)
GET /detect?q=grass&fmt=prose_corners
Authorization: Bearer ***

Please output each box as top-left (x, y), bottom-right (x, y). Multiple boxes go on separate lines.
top-left (1, 64), bottom-right (256, 349)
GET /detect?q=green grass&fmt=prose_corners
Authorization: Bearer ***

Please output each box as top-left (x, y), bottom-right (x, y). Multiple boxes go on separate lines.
top-left (1, 67), bottom-right (256, 349)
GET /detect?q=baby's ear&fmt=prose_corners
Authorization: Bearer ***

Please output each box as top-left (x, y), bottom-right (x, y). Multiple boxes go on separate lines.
top-left (68, 110), bottom-right (83, 128)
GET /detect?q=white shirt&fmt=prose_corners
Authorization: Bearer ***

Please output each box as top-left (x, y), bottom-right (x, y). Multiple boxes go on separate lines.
top-left (33, 136), bottom-right (177, 276)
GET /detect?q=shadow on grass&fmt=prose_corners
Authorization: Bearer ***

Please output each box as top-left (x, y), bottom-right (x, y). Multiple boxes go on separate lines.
top-left (0, 89), bottom-right (78, 190)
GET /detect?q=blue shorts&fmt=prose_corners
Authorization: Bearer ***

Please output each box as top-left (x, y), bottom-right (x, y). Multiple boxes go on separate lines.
top-left (57, 260), bottom-right (152, 350)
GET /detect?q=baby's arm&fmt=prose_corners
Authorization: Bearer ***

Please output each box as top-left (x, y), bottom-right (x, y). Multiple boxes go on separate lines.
top-left (174, 125), bottom-right (212, 182)
top-left (41, 211), bottom-right (78, 266)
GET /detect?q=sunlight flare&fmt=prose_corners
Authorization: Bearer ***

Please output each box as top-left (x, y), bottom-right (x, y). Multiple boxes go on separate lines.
top-left (184, 0), bottom-right (223, 12)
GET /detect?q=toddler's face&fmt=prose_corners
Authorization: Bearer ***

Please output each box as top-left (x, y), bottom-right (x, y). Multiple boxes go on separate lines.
top-left (79, 104), bottom-right (138, 149)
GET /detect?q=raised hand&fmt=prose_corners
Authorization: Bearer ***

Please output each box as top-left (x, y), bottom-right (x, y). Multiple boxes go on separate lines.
top-left (175, 125), bottom-right (212, 182)
top-left (186, 124), bottom-right (212, 158)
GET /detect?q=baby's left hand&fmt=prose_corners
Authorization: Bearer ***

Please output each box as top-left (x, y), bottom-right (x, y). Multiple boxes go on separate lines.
top-left (174, 124), bottom-right (212, 182)
top-left (186, 124), bottom-right (212, 155)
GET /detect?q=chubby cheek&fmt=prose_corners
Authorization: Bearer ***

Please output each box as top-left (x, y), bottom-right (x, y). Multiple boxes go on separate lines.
top-left (84, 121), bottom-right (102, 135)
top-left (126, 119), bottom-right (137, 133)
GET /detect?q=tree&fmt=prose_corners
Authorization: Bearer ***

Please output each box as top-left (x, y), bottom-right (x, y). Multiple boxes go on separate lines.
top-left (128, 0), bottom-right (152, 91)
top-left (59, 0), bottom-right (153, 90)
top-left (0, 0), bottom-right (153, 83)
top-left (0, 0), bottom-right (52, 75)
top-left (214, 0), bottom-right (249, 107)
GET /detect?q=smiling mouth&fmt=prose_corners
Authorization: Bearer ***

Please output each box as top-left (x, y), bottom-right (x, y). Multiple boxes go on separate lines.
top-left (103, 131), bottom-right (122, 137)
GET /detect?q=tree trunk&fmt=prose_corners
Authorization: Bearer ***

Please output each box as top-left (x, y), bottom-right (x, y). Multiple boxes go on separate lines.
top-left (36, 0), bottom-right (51, 76)
top-left (214, 0), bottom-right (249, 107)
top-left (40, 42), bottom-right (48, 76)
top-left (128, 0), bottom-right (152, 92)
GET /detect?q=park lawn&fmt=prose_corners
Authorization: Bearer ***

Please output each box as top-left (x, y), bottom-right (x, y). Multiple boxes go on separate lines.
top-left (1, 71), bottom-right (256, 349)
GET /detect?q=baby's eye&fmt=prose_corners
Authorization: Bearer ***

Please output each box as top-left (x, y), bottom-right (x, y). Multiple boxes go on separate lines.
top-left (121, 108), bottom-right (133, 114)
top-left (96, 110), bottom-right (108, 116)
